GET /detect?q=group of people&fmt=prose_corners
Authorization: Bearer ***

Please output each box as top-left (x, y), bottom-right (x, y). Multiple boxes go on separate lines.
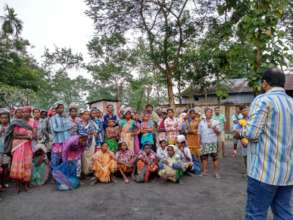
top-left (0, 68), bottom-right (292, 219)
top-left (0, 100), bottom-right (232, 192)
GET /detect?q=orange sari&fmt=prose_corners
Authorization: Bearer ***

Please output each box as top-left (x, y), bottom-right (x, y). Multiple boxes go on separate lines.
top-left (92, 150), bottom-right (117, 183)
top-left (186, 118), bottom-right (201, 158)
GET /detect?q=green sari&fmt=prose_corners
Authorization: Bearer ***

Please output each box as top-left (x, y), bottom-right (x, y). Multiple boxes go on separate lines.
top-left (31, 155), bottom-right (49, 186)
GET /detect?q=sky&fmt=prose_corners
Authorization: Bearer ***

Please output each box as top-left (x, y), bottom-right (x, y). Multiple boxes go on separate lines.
top-left (0, 0), bottom-right (93, 78)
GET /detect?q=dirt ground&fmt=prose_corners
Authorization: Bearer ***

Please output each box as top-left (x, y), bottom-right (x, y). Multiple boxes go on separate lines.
top-left (0, 144), bottom-right (291, 220)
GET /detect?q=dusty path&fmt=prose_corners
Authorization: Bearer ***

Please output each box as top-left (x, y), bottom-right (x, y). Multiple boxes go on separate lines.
top-left (1, 144), bottom-right (288, 220)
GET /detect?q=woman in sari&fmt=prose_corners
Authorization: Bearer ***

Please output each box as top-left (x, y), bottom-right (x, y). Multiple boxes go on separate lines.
top-left (140, 112), bottom-right (155, 149)
top-left (119, 108), bottom-right (136, 152)
top-left (164, 108), bottom-right (180, 145)
top-left (52, 133), bottom-right (87, 190)
top-left (159, 145), bottom-right (184, 183)
top-left (115, 142), bottom-right (135, 183)
top-left (9, 107), bottom-right (36, 193)
top-left (133, 143), bottom-right (158, 183)
top-left (78, 109), bottom-right (96, 176)
top-left (31, 144), bottom-right (49, 186)
top-left (186, 109), bottom-right (201, 159)
top-left (92, 142), bottom-right (117, 183)
top-left (133, 112), bottom-right (141, 154)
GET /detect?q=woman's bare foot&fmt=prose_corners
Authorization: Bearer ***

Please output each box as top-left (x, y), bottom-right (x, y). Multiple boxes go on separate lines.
top-left (124, 178), bottom-right (129, 184)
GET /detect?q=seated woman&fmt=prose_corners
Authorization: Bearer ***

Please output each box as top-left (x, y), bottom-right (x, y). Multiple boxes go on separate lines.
top-left (156, 139), bottom-right (168, 161)
top-left (133, 143), bottom-right (158, 183)
top-left (31, 144), bottom-right (50, 186)
top-left (52, 133), bottom-right (87, 191)
top-left (92, 142), bottom-right (117, 183)
top-left (176, 135), bottom-right (193, 172)
top-left (159, 145), bottom-right (184, 183)
top-left (115, 142), bottom-right (135, 183)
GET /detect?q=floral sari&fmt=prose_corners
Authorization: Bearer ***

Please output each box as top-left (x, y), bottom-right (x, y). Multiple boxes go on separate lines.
top-left (119, 119), bottom-right (136, 152)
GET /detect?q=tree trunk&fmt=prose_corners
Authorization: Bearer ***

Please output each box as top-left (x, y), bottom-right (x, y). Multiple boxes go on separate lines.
top-left (166, 70), bottom-right (175, 109)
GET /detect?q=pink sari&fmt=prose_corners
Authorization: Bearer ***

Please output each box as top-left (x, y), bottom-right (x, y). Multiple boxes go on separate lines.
top-left (10, 119), bottom-right (35, 182)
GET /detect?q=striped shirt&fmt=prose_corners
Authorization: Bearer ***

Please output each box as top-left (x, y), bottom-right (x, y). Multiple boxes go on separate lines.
top-left (50, 114), bottom-right (71, 144)
top-left (244, 87), bottom-right (293, 186)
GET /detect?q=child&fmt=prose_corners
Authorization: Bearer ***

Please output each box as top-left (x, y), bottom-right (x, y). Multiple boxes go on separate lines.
top-left (0, 108), bottom-right (10, 190)
top-left (105, 119), bottom-right (120, 152)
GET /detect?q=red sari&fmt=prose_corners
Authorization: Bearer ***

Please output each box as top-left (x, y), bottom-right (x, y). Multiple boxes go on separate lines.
top-left (10, 119), bottom-right (35, 183)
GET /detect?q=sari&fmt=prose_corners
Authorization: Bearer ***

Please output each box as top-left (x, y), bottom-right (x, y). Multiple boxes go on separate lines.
top-left (92, 150), bottom-right (117, 183)
top-left (119, 119), bottom-right (136, 152)
top-left (164, 117), bottom-right (180, 144)
top-left (140, 120), bottom-right (154, 147)
top-left (31, 148), bottom-right (49, 186)
top-left (159, 155), bottom-right (184, 182)
top-left (52, 135), bottom-right (86, 190)
top-left (186, 118), bottom-right (201, 158)
top-left (134, 120), bottom-right (141, 154)
top-left (116, 149), bottom-right (134, 173)
top-left (10, 119), bottom-right (35, 183)
top-left (134, 150), bottom-right (158, 182)
top-left (105, 126), bottom-right (119, 152)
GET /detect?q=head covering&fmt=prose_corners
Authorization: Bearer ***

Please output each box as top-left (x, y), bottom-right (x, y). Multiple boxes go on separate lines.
top-left (21, 106), bottom-right (32, 113)
top-left (123, 107), bottom-right (132, 115)
top-left (167, 144), bottom-right (176, 151)
top-left (53, 101), bottom-right (65, 109)
top-left (0, 108), bottom-right (9, 115)
top-left (78, 130), bottom-right (88, 137)
top-left (80, 108), bottom-right (90, 114)
top-left (33, 143), bottom-right (47, 153)
top-left (69, 102), bottom-right (79, 111)
top-left (177, 134), bottom-right (186, 143)
top-left (90, 107), bottom-right (101, 113)
top-left (193, 107), bottom-right (201, 115)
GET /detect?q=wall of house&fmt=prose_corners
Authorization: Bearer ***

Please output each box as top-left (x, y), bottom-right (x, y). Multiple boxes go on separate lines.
top-left (182, 93), bottom-right (255, 105)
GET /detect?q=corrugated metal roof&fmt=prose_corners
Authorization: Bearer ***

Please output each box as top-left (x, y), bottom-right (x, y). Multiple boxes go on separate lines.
top-left (182, 75), bottom-right (293, 97)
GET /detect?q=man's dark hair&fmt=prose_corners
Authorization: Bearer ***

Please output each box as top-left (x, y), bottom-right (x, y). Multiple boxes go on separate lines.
top-left (145, 104), bottom-right (153, 109)
top-left (262, 68), bottom-right (286, 88)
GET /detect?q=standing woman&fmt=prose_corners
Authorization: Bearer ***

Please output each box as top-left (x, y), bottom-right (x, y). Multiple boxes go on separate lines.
top-left (198, 107), bottom-right (221, 178)
top-left (119, 108), bottom-right (136, 152)
top-left (0, 108), bottom-right (11, 190)
top-left (164, 108), bottom-right (180, 145)
top-left (157, 110), bottom-right (167, 143)
top-left (133, 111), bottom-right (141, 154)
top-left (78, 109), bottom-right (96, 176)
top-left (6, 107), bottom-right (36, 193)
top-left (140, 112), bottom-right (155, 150)
top-left (186, 109), bottom-right (201, 159)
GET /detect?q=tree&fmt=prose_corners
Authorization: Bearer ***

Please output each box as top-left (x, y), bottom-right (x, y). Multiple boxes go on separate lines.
top-left (0, 5), bottom-right (23, 37)
top-left (218, 0), bottom-right (291, 92)
top-left (41, 47), bottom-right (87, 107)
top-left (86, 33), bottom-right (133, 101)
top-left (85, 0), bottom-right (208, 109)
top-left (0, 5), bottom-right (45, 107)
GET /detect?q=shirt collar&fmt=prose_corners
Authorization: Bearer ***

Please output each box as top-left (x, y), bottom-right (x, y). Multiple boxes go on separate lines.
top-left (266, 87), bottom-right (285, 94)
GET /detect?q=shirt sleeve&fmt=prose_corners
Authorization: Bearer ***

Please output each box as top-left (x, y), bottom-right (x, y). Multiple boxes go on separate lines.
top-left (51, 117), bottom-right (67, 133)
top-left (244, 96), bottom-right (269, 141)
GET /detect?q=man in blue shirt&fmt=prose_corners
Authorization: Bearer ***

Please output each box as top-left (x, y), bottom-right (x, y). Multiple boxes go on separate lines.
top-left (50, 102), bottom-right (71, 169)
